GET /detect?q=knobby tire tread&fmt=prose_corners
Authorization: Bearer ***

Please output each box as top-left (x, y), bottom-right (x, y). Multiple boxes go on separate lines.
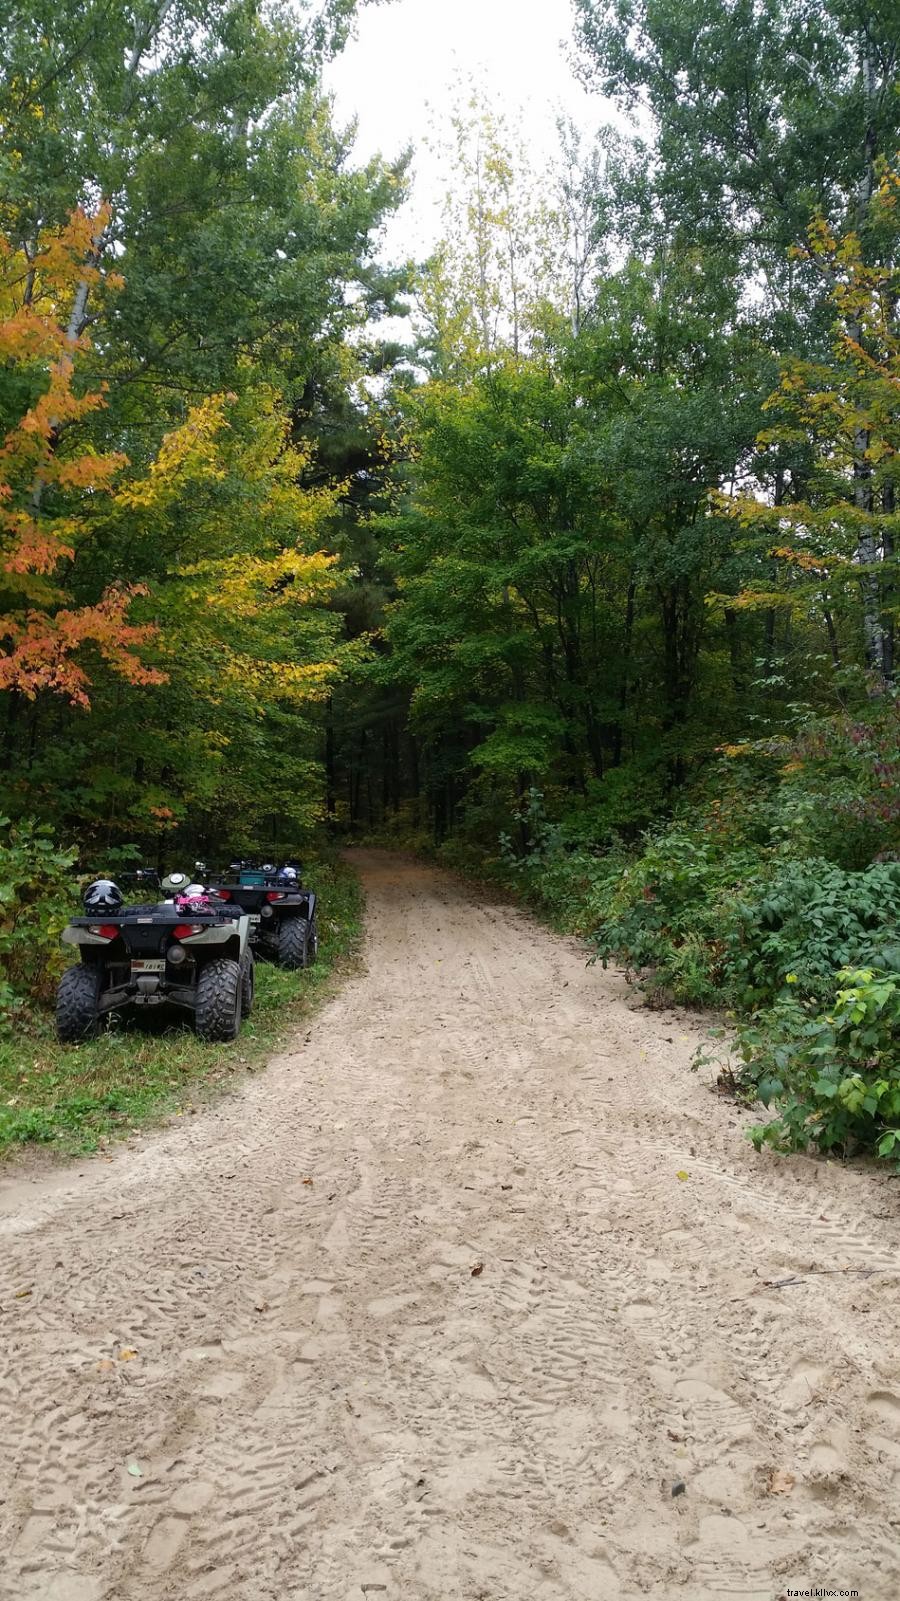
top-left (195, 958), bottom-right (242, 1042)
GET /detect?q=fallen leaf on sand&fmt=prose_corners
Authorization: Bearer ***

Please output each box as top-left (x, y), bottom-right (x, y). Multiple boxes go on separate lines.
top-left (676, 1171), bottom-right (690, 1182)
top-left (14, 1288), bottom-right (32, 1299)
top-left (767, 1469), bottom-right (796, 1495)
top-left (471, 1261), bottom-right (484, 1277)
top-left (97, 1359), bottom-right (115, 1374)
top-left (118, 1348), bottom-right (139, 1362)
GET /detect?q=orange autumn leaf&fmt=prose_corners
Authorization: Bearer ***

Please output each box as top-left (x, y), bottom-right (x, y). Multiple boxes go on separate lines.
top-left (0, 586), bottom-right (165, 708)
top-left (0, 212), bottom-right (166, 705)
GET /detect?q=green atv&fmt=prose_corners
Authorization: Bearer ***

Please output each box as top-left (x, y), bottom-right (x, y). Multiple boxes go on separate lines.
top-left (57, 876), bottom-right (254, 1044)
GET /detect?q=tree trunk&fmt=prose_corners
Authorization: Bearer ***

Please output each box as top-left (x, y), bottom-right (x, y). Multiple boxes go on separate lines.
top-left (612, 574), bottom-right (636, 768)
top-left (325, 694), bottom-right (336, 823)
top-left (851, 32), bottom-right (886, 685)
top-left (823, 607), bottom-right (841, 671)
top-left (723, 607), bottom-right (745, 698)
top-left (883, 481), bottom-right (895, 682)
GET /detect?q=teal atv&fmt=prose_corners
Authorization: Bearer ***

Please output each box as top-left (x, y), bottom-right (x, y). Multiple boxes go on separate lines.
top-left (207, 861), bottom-right (318, 970)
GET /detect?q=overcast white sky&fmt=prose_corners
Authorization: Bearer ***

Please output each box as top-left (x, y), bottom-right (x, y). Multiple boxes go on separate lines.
top-left (324, 0), bottom-right (619, 261)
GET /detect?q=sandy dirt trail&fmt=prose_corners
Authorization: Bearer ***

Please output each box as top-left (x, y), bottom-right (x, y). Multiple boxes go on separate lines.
top-left (2, 851), bottom-right (900, 1601)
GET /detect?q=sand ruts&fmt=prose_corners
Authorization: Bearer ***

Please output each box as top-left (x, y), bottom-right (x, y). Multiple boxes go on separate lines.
top-left (2, 850), bottom-right (899, 1600)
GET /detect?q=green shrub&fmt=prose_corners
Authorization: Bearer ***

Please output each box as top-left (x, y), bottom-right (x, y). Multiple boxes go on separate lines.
top-left (588, 827), bottom-right (900, 1013)
top-left (732, 967), bottom-right (900, 1160)
top-left (497, 789), bottom-right (627, 933)
top-left (0, 817), bottom-right (77, 1028)
top-left (773, 700), bottom-right (900, 869)
top-left (590, 823), bottom-right (759, 1005)
top-left (471, 706), bottom-right (900, 1164)
top-left (722, 859), bottom-right (900, 1008)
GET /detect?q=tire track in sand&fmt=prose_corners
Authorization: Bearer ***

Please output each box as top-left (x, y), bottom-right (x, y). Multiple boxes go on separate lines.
top-left (2, 850), bottom-right (900, 1601)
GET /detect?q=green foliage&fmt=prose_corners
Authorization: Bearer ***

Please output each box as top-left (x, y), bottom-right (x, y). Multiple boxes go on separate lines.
top-left (0, 818), bottom-right (77, 1028)
top-left (582, 720), bottom-right (900, 1010)
top-left (736, 967), bottom-right (900, 1161)
top-left (772, 699), bottom-right (900, 870)
top-left (496, 789), bottom-right (627, 933)
top-left (590, 823), bottom-right (757, 1006)
top-left (723, 859), bottom-right (900, 1009)
top-left (573, 0), bottom-right (900, 280)
top-left (0, 0), bottom-right (407, 854)
top-left (380, 254), bottom-right (767, 832)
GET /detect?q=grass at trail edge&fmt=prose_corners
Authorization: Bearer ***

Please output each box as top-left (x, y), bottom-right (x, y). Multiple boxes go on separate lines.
top-left (0, 858), bottom-right (363, 1159)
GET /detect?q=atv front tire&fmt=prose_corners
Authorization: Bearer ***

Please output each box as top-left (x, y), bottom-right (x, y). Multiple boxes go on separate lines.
top-left (240, 949), bottom-right (255, 1018)
top-left (277, 916), bottom-right (310, 971)
top-left (195, 958), bottom-right (242, 1042)
top-left (57, 963), bottom-right (103, 1043)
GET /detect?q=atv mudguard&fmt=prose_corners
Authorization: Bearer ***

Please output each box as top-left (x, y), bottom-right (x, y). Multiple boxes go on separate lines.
top-left (62, 925), bottom-right (115, 947)
top-left (62, 911), bottom-right (250, 962)
top-left (174, 917), bottom-right (250, 957)
top-left (269, 889), bottom-right (316, 922)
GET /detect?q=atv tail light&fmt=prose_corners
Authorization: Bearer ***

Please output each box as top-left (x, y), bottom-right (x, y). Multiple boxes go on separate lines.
top-left (211, 888), bottom-right (231, 900)
top-left (266, 891), bottom-right (285, 902)
top-left (89, 924), bottom-right (120, 939)
top-left (173, 923), bottom-right (204, 939)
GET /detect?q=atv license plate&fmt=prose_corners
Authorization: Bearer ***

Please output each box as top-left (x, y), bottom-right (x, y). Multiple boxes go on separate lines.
top-left (131, 959), bottom-right (165, 973)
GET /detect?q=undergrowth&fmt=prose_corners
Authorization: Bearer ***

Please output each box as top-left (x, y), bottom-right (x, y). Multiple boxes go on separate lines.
top-left (466, 699), bottom-right (900, 1165)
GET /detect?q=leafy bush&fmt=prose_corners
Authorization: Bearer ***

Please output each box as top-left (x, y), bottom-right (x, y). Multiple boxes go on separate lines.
top-left (590, 823), bottom-right (759, 1005)
top-left (481, 712), bottom-right (900, 1165)
top-left (588, 820), bottom-right (900, 1012)
top-left (731, 967), bottom-right (900, 1160)
top-left (497, 789), bottom-right (627, 933)
top-left (0, 818), bottom-right (77, 1028)
top-left (722, 859), bottom-right (900, 1008)
top-left (772, 699), bottom-right (900, 870)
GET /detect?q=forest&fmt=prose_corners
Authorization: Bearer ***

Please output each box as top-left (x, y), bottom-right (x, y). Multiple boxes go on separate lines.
top-left (1, 0), bottom-right (899, 1161)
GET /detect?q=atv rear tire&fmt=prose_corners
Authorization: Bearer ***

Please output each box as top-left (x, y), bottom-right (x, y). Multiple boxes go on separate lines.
top-left (195, 958), bottom-right (242, 1042)
top-left (277, 916), bottom-right (310, 971)
top-left (57, 963), bottom-right (103, 1043)
top-left (240, 949), bottom-right (255, 1018)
